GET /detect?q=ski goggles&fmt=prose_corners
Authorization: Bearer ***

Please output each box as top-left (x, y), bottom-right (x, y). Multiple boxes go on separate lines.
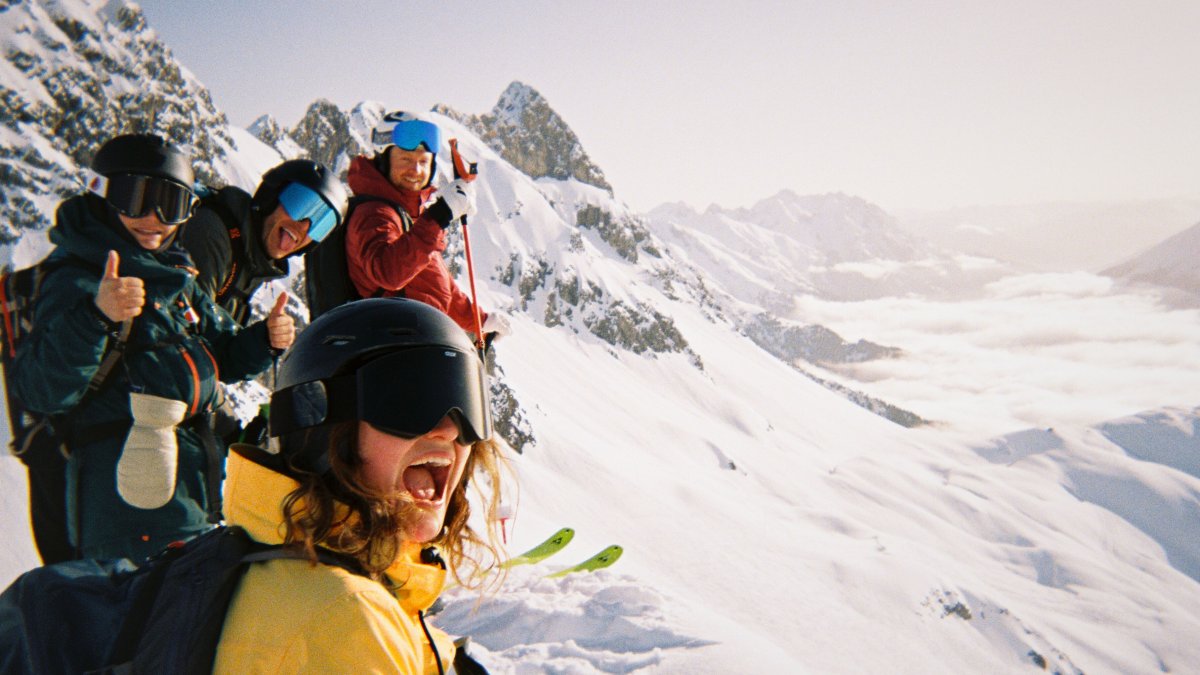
top-left (89, 172), bottom-right (198, 225)
top-left (271, 345), bottom-right (492, 445)
top-left (278, 182), bottom-right (339, 242)
top-left (371, 119), bottom-right (442, 153)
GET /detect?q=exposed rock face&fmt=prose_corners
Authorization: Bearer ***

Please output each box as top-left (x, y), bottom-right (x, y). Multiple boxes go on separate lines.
top-left (287, 99), bottom-right (367, 175)
top-left (1, 0), bottom-right (232, 246)
top-left (435, 81), bottom-right (612, 192)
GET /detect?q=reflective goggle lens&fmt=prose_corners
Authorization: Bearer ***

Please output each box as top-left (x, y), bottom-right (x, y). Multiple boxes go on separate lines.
top-left (270, 346), bottom-right (491, 444)
top-left (371, 119), bottom-right (442, 152)
top-left (391, 120), bottom-right (441, 152)
top-left (105, 174), bottom-right (198, 225)
top-left (278, 183), bottom-right (338, 242)
top-left (357, 347), bottom-right (490, 444)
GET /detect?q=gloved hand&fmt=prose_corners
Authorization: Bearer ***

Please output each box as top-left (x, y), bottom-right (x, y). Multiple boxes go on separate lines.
top-left (117, 393), bottom-right (187, 510)
top-left (482, 311), bottom-right (512, 341)
top-left (433, 179), bottom-right (477, 228)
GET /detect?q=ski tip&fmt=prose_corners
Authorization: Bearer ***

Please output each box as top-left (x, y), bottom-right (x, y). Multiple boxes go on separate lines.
top-left (545, 544), bottom-right (624, 578)
top-left (500, 527), bottom-right (578, 568)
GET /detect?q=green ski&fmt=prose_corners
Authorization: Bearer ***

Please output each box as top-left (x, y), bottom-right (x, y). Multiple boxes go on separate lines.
top-left (546, 545), bottom-right (623, 578)
top-left (502, 527), bottom-right (576, 568)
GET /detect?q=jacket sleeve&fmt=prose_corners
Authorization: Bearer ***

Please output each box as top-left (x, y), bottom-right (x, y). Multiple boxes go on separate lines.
top-left (12, 267), bottom-right (114, 414)
top-left (346, 205), bottom-right (445, 295)
top-left (189, 285), bottom-right (272, 383)
top-left (178, 209), bottom-right (233, 301)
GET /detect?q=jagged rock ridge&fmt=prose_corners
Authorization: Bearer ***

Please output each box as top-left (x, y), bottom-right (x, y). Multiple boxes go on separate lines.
top-left (0, 0), bottom-right (232, 247)
top-left (434, 81), bottom-right (611, 192)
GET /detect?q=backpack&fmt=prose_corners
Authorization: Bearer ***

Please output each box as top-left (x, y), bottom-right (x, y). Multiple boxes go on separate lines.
top-left (189, 187), bottom-right (258, 325)
top-left (0, 258), bottom-right (131, 466)
top-left (303, 195), bottom-right (411, 320)
top-left (0, 526), bottom-right (365, 675)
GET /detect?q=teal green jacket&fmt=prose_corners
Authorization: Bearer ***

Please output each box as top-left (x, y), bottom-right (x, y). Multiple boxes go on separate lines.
top-left (13, 195), bottom-right (275, 560)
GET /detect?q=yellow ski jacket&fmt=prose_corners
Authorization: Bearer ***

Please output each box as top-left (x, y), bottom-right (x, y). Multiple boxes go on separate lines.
top-left (213, 451), bottom-right (455, 674)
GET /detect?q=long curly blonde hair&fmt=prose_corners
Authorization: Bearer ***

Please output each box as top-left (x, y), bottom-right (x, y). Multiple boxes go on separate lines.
top-left (279, 422), bottom-right (508, 586)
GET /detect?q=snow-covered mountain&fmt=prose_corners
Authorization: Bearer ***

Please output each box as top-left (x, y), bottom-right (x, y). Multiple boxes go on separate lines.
top-left (0, 0), bottom-right (231, 259)
top-left (898, 199), bottom-right (1200, 273)
top-left (2, 2), bottom-right (1199, 672)
top-left (646, 191), bottom-right (1013, 306)
top-left (435, 81), bottom-right (612, 193)
top-left (1102, 220), bottom-right (1200, 306)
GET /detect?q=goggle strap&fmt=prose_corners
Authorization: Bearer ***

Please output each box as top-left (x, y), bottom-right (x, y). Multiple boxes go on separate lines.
top-left (83, 168), bottom-right (109, 199)
top-left (270, 374), bottom-right (357, 437)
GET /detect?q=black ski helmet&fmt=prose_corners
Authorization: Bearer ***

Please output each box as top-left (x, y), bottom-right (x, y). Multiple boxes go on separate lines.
top-left (262, 298), bottom-right (492, 476)
top-left (90, 133), bottom-right (194, 187)
top-left (251, 159), bottom-right (349, 235)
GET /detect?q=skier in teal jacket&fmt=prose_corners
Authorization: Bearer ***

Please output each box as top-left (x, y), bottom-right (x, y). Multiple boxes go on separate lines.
top-left (13, 134), bottom-right (293, 561)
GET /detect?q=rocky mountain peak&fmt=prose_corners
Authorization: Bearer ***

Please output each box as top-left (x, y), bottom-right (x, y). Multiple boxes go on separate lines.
top-left (434, 80), bottom-right (612, 193)
top-left (287, 98), bottom-right (366, 175)
top-left (0, 0), bottom-right (231, 249)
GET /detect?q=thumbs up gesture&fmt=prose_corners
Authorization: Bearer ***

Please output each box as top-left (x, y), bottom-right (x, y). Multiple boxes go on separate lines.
top-left (266, 291), bottom-right (295, 351)
top-left (94, 250), bottom-right (145, 323)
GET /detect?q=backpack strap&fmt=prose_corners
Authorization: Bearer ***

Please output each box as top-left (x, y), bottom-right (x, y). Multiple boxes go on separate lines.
top-left (347, 195), bottom-right (410, 300)
top-left (88, 319), bottom-right (132, 393)
top-left (347, 194), bottom-right (412, 234)
top-left (6, 258), bottom-right (133, 456)
top-left (198, 192), bottom-right (254, 307)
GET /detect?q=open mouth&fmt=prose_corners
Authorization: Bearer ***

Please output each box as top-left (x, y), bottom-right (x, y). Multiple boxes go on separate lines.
top-left (402, 456), bottom-right (453, 504)
top-left (277, 225), bottom-right (299, 252)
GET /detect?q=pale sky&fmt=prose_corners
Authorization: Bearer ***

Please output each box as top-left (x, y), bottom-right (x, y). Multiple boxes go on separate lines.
top-left (135, 0), bottom-right (1200, 214)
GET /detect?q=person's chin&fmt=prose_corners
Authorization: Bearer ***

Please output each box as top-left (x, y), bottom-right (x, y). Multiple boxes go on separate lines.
top-left (404, 509), bottom-right (446, 543)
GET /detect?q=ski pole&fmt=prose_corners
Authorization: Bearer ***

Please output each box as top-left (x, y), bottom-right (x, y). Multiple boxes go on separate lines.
top-left (448, 139), bottom-right (485, 354)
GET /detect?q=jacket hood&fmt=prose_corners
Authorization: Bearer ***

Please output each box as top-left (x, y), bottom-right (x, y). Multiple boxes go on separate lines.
top-left (347, 155), bottom-right (435, 217)
top-left (223, 448), bottom-right (447, 611)
top-left (50, 194), bottom-right (192, 287)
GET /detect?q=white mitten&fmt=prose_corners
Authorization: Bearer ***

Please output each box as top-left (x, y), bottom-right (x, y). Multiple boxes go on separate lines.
top-left (117, 392), bottom-right (187, 510)
top-left (482, 311), bottom-right (512, 339)
top-left (438, 179), bottom-right (478, 222)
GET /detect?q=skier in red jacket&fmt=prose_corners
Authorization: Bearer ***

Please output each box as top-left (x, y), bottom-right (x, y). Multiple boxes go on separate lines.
top-left (344, 111), bottom-right (510, 340)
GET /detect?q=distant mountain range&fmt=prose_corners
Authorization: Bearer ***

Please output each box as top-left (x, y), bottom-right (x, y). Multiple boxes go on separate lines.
top-left (898, 199), bottom-right (1200, 273)
top-left (1103, 220), bottom-right (1200, 305)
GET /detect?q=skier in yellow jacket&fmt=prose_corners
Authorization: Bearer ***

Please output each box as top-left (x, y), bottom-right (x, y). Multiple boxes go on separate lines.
top-left (214, 298), bottom-right (506, 673)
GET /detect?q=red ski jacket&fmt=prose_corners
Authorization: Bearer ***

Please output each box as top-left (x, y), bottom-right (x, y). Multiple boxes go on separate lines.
top-left (345, 156), bottom-right (484, 333)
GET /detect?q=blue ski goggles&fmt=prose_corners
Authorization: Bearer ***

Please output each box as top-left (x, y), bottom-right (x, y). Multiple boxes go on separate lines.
top-left (97, 173), bottom-right (198, 225)
top-left (371, 119), bottom-right (442, 153)
top-left (278, 182), bottom-right (339, 242)
top-left (270, 345), bottom-right (492, 445)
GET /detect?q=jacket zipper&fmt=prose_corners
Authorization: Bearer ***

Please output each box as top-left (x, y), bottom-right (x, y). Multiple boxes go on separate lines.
top-left (177, 346), bottom-right (202, 416)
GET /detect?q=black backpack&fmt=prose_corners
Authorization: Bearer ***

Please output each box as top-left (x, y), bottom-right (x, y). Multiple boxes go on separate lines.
top-left (189, 188), bottom-right (258, 326)
top-left (303, 195), bottom-right (411, 320)
top-left (0, 258), bottom-right (130, 462)
top-left (0, 526), bottom-right (365, 675)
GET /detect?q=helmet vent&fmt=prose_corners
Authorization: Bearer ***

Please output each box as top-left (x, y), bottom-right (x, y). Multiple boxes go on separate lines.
top-left (322, 334), bottom-right (357, 346)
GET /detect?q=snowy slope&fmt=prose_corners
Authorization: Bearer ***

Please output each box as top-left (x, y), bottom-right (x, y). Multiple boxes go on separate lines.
top-left (2, 2), bottom-right (1200, 673)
